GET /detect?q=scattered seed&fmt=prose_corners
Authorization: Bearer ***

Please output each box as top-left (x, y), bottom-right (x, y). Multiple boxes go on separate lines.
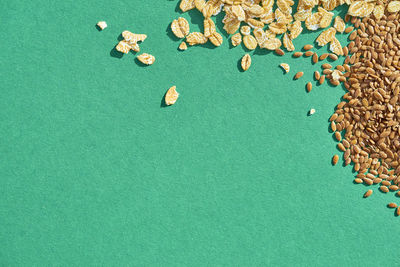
top-left (364, 189), bottom-right (373, 198)
top-left (294, 72), bottom-right (304, 80)
top-left (380, 186), bottom-right (389, 193)
top-left (303, 44), bottom-right (313, 50)
top-left (275, 48), bottom-right (285, 56)
top-left (329, 54), bottom-right (338, 61)
top-left (332, 155), bottom-right (339, 165)
top-left (322, 63), bottom-right (332, 69)
top-left (312, 53), bottom-right (318, 64)
top-left (319, 75), bottom-right (326, 85)
top-left (388, 203), bottom-right (398, 208)
top-left (306, 82), bottom-right (312, 92)
top-left (354, 178), bottom-right (363, 184)
top-left (293, 52), bottom-right (303, 58)
top-left (344, 26), bottom-right (354, 33)
top-left (304, 51), bottom-right (314, 57)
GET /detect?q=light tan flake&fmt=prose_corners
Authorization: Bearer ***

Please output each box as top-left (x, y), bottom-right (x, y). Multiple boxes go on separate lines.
top-left (231, 4), bottom-right (246, 21)
top-left (97, 21), bottom-right (107, 30)
top-left (275, 8), bottom-right (291, 25)
top-left (268, 23), bottom-right (287, 34)
top-left (165, 86), bottom-right (179, 106)
top-left (294, 8), bottom-right (312, 22)
top-left (195, 0), bottom-right (206, 11)
top-left (241, 54), bottom-right (251, 71)
top-left (223, 17), bottom-right (241, 34)
top-left (316, 27), bottom-right (336, 46)
top-left (179, 41), bottom-right (188, 51)
top-left (282, 33), bottom-right (295, 51)
top-left (260, 38), bottom-right (282, 50)
top-left (122, 31), bottom-right (147, 43)
top-left (305, 12), bottom-right (322, 31)
top-left (333, 16), bottom-right (345, 33)
top-left (288, 20), bottom-right (303, 39)
top-left (171, 17), bottom-right (190, 39)
top-left (240, 25), bottom-right (251, 36)
top-left (137, 53), bottom-right (155, 65)
top-left (276, 0), bottom-right (293, 15)
top-left (243, 35), bottom-right (257, 50)
top-left (330, 37), bottom-right (343, 56)
top-left (373, 5), bottom-right (384, 20)
top-left (246, 18), bottom-right (265, 29)
top-left (116, 41), bottom-right (131, 54)
top-left (322, 0), bottom-right (338, 11)
top-left (209, 32), bottom-right (223, 46)
top-left (280, 63), bottom-right (290, 73)
top-left (253, 28), bottom-right (267, 46)
top-left (388, 1), bottom-right (400, 12)
top-left (231, 33), bottom-right (242, 46)
top-left (309, 108), bottom-right (316, 115)
top-left (186, 32), bottom-right (208, 45)
top-left (129, 42), bottom-right (140, 52)
top-left (203, 18), bottom-right (216, 37)
top-left (347, 1), bottom-right (374, 17)
top-left (319, 12), bottom-right (334, 28)
top-left (180, 0), bottom-right (196, 12)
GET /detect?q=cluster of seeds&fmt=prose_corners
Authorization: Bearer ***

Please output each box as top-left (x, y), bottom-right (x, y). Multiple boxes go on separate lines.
top-left (116, 30), bottom-right (156, 65)
top-left (322, 1), bottom-right (400, 213)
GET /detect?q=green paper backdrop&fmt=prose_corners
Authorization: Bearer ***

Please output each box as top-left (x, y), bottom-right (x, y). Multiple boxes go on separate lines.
top-left (1, 1), bottom-right (398, 266)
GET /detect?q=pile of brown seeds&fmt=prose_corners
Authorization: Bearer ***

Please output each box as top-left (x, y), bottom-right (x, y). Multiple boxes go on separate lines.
top-left (327, 1), bottom-right (400, 211)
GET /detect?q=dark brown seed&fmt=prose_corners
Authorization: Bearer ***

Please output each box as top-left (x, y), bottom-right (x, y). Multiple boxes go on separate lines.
top-left (319, 53), bottom-right (329, 60)
top-left (304, 51), bottom-right (314, 57)
top-left (275, 48), bottom-right (284, 56)
top-left (293, 52), bottom-right (303, 57)
top-left (329, 54), bottom-right (338, 61)
top-left (388, 203), bottom-right (397, 208)
top-left (314, 71), bottom-right (320, 80)
top-left (319, 75), bottom-right (326, 85)
top-left (312, 53), bottom-right (318, 64)
top-left (364, 189), bottom-right (373, 198)
top-left (303, 44), bottom-right (313, 50)
top-left (345, 26), bottom-right (354, 33)
top-left (294, 72), bottom-right (304, 80)
top-left (306, 82), bottom-right (312, 92)
top-left (322, 63), bottom-right (332, 69)
top-left (334, 132), bottom-right (342, 141)
top-left (332, 155), bottom-right (339, 165)
top-left (380, 186), bottom-right (389, 193)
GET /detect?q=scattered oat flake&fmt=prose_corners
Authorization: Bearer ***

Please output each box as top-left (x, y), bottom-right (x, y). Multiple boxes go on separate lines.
top-left (240, 25), bottom-right (251, 36)
top-left (137, 53), bottom-right (155, 65)
top-left (282, 33), bottom-right (295, 51)
top-left (171, 17), bottom-right (190, 38)
top-left (309, 108), bottom-right (316, 115)
top-left (231, 33), bottom-right (242, 46)
top-left (333, 16), bottom-right (345, 33)
top-left (203, 18), bottom-right (216, 37)
top-left (388, 1), bottom-right (400, 12)
top-left (330, 37), bottom-right (343, 56)
top-left (180, 0), bottom-right (196, 12)
top-left (243, 35), bottom-right (257, 50)
top-left (97, 21), bottom-right (107, 30)
top-left (179, 42), bottom-right (188, 51)
top-left (116, 41), bottom-right (131, 54)
top-left (280, 63), bottom-right (290, 73)
top-left (209, 32), bottom-right (223, 46)
top-left (165, 86), bottom-right (179, 106)
top-left (186, 32), bottom-right (208, 45)
top-left (373, 5), bottom-right (384, 20)
top-left (241, 54), bottom-right (251, 71)
top-left (316, 27), bottom-right (336, 46)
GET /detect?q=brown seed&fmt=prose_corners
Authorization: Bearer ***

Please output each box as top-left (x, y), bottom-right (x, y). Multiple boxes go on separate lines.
top-left (354, 178), bottom-right (363, 184)
top-left (397, 191), bottom-right (400, 197)
top-left (319, 53), bottom-right (329, 60)
top-left (304, 51), bottom-right (314, 57)
top-left (349, 31), bottom-right (357, 40)
top-left (364, 189), bottom-right (373, 198)
top-left (337, 143), bottom-right (346, 151)
top-left (329, 54), bottom-right (338, 61)
top-left (314, 71), bottom-right (320, 80)
top-left (319, 75), bottom-right (326, 85)
top-left (312, 53), bottom-right (318, 64)
top-left (303, 44), bottom-right (313, 50)
top-left (294, 71), bottom-right (304, 80)
top-left (345, 26), bottom-right (354, 33)
top-left (332, 155), bottom-right (339, 165)
top-left (306, 82), bottom-right (312, 92)
top-left (397, 207), bottom-right (400, 216)
top-left (380, 186), bottom-right (389, 193)
top-left (390, 185), bottom-right (399, 191)
top-left (334, 132), bottom-right (342, 141)
top-left (330, 121), bottom-right (336, 131)
top-left (275, 48), bottom-right (284, 56)
top-left (388, 203), bottom-right (398, 208)
top-left (293, 52), bottom-right (303, 57)
top-left (322, 63), bottom-right (332, 69)
top-left (382, 180), bottom-right (391, 186)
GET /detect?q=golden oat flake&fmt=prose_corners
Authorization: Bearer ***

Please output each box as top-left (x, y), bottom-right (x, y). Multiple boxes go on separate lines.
top-left (165, 86), bottom-right (179, 106)
top-left (288, 20), bottom-right (303, 39)
top-left (186, 32), bottom-right (208, 45)
top-left (116, 41), bottom-right (131, 54)
top-left (253, 28), bottom-right (267, 46)
top-left (348, 1), bottom-right (374, 17)
top-left (316, 27), bottom-right (336, 46)
top-left (204, 18), bottom-right (216, 37)
top-left (241, 54), bottom-right (251, 71)
top-left (123, 31), bottom-right (147, 43)
top-left (180, 0), bottom-right (196, 12)
top-left (171, 17), bottom-right (190, 39)
top-left (373, 5), bottom-right (384, 19)
top-left (330, 37), bottom-right (343, 56)
top-left (243, 35), bottom-right (258, 50)
top-left (179, 42), bottom-right (188, 50)
top-left (319, 13), bottom-right (334, 28)
top-left (333, 16), bottom-right (345, 33)
top-left (240, 25), bottom-right (251, 36)
top-left (231, 5), bottom-right (246, 21)
top-left (268, 23), bottom-right (287, 34)
top-left (137, 53), bottom-right (156, 65)
top-left (388, 1), bottom-right (400, 12)
top-left (209, 32), bottom-right (223, 46)
top-left (282, 32), bottom-right (295, 51)
top-left (305, 12), bottom-right (322, 30)
top-left (231, 33), bottom-right (242, 46)
top-left (261, 38), bottom-right (282, 50)
top-left (279, 63), bottom-right (290, 73)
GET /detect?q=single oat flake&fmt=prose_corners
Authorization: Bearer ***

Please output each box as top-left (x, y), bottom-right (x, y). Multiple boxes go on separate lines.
top-left (179, 42), bottom-right (188, 51)
top-left (279, 63), bottom-right (290, 73)
top-left (171, 17), bottom-right (190, 38)
top-left (97, 21), bottom-right (107, 30)
top-left (241, 54), bottom-right (251, 71)
top-left (165, 86), bottom-right (179, 106)
top-left (137, 53), bottom-right (155, 65)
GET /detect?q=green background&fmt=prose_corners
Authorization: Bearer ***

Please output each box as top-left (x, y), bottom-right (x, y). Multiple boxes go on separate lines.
top-left (1, 1), bottom-right (398, 266)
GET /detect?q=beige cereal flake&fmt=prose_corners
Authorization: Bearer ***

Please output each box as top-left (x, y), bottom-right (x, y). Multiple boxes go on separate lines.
top-left (137, 53), bottom-right (155, 65)
top-left (165, 86), bottom-right (179, 106)
top-left (240, 25), bottom-right (251, 36)
top-left (241, 54), bottom-right (251, 71)
top-left (243, 35), bottom-right (257, 50)
top-left (186, 32), bottom-right (208, 45)
top-left (373, 5), bottom-right (384, 20)
top-left (180, 0), bottom-right (196, 12)
top-left (203, 18), bottom-right (216, 37)
top-left (388, 1), bottom-right (400, 12)
top-left (260, 38), bottom-right (281, 50)
top-left (209, 32), bottom-right (223, 46)
top-left (231, 33), bottom-right (242, 46)
top-left (97, 21), bottom-right (107, 30)
top-left (330, 37), bottom-right (343, 56)
top-left (333, 16), bottom-right (345, 33)
top-left (279, 63), bottom-right (290, 73)
top-left (179, 41), bottom-right (188, 50)
top-left (171, 17), bottom-right (190, 38)
top-left (116, 41), bottom-right (131, 54)
top-left (316, 27), bottom-right (336, 46)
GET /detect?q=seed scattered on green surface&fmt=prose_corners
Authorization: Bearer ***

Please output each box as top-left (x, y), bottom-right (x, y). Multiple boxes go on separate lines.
top-left (294, 71), bottom-right (304, 80)
top-left (306, 82), bottom-right (312, 92)
top-left (380, 186), bottom-right (389, 193)
top-left (332, 155), bottom-right (339, 165)
top-left (312, 53), bottom-right (318, 64)
top-left (322, 63), bottom-right (332, 69)
top-left (388, 203), bottom-right (397, 208)
top-left (293, 52), bottom-right (303, 57)
top-left (319, 75), bottom-right (326, 85)
top-left (334, 132), bottom-right (341, 141)
top-left (319, 53), bottom-right (329, 60)
top-left (397, 207), bottom-right (400, 216)
top-left (329, 54), bottom-right (338, 61)
top-left (364, 178), bottom-right (373, 186)
top-left (303, 44), bottom-right (313, 50)
top-left (304, 51), bottom-right (314, 57)
top-left (354, 178), bottom-right (363, 184)
top-left (364, 189), bottom-right (373, 198)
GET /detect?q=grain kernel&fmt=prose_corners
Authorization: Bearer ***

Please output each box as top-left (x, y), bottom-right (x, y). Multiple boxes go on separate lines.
top-left (364, 189), bottom-right (373, 198)
top-left (306, 82), bottom-right (312, 92)
top-left (294, 72), bottom-right (304, 80)
top-left (303, 44), bottom-right (313, 50)
top-left (332, 155), bottom-right (339, 165)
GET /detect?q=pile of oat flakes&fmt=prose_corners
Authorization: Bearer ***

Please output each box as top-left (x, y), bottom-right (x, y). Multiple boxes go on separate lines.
top-left (172, 0), bottom-right (400, 214)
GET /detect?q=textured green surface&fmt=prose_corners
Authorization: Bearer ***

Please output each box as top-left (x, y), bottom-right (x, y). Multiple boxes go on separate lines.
top-left (1, 1), bottom-right (399, 266)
